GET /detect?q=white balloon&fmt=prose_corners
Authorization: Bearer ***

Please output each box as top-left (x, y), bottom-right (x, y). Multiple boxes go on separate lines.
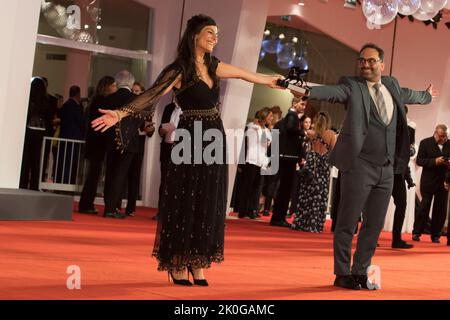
top-left (362, 0), bottom-right (399, 26)
top-left (420, 0), bottom-right (447, 12)
top-left (412, 6), bottom-right (439, 20)
top-left (397, 0), bottom-right (421, 15)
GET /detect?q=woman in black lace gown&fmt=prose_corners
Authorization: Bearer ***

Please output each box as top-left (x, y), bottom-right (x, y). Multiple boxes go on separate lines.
top-left (291, 112), bottom-right (336, 233)
top-left (92, 14), bottom-right (282, 286)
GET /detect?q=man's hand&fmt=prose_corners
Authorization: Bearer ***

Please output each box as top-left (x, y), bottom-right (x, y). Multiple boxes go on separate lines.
top-left (144, 122), bottom-right (155, 137)
top-left (426, 84), bottom-right (438, 101)
top-left (436, 156), bottom-right (446, 166)
top-left (161, 122), bottom-right (176, 132)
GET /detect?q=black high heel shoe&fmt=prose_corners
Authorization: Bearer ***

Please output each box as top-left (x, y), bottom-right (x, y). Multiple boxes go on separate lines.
top-left (168, 271), bottom-right (192, 286)
top-left (187, 266), bottom-right (209, 286)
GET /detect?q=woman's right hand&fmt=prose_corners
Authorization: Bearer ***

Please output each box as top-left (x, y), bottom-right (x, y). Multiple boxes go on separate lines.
top-left (91, 109), bottom-right (119, 132)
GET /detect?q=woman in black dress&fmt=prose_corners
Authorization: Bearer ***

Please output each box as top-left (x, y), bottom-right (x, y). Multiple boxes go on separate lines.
top-left (92, 14), bottom-right (282, 286)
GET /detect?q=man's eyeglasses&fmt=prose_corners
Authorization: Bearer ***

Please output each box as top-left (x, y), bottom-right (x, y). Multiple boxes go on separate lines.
top-left (357, 57), bottom-right (382, 66)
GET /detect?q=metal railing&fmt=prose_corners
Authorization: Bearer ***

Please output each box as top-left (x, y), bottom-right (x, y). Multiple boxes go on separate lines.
top-left (39, 137), bottom-right (87, 192)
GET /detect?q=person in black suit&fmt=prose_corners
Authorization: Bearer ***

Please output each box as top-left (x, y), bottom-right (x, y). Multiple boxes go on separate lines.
top-left (154, 102), bottom-right (181, 220)
top-left (270, 97), bottom-right (306, 227)
top-left (390, 106), bottom-right (416, 249)
top-left (41, 77), bottom-right (59, 181)
top-left (123, 82), bottom-right (155, 217)
top-left (445, 168), bottom-right (450, 246)
top-left (78, 76), bottom-right (117, 214)
top-left (294, 43), bottom-right (434, 290)
top-left (413, 124), bottom-right (450, 243)
top-left (20, 77), bottom-right (51, 190)
top-left (56, 85), bottom-right (85, 184)
top-left (102, 71), bottom-right (145, 219)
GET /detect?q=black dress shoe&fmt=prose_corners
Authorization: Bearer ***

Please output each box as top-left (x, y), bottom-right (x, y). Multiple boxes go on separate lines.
top-left (353, 274), bottom-right (380, 290)
top-left (392, 240), bottom-right (414, 249)
top-left (262, 210), bottom-right (270, 217)
top-left (104, 211), bottom-right (125, 219)
top-left (431, 237), bottom-right (440, 244)
top-left (412, 234), bottom-right (421, 242)
top-left (333, 275), bottom-right (361, 290)
top-left (270, 220), bottom-right (291, 228)
top-left (78, 209), bottom-right (98, 214)
top-left (238, 212), bottom-right (257, 219)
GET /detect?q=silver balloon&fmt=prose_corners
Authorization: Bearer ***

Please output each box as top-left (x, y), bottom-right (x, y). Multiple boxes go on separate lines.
top-left (412, 6), bottom-right (439, 19)
top-left (362, 0), bottom-right (399, 25)
top-left (277, 43), bottom-right (297, 63)
top-left (420, 0), bottom-right (447, 12)
top-left (277, 57), bottom-right (291, 69)
top-left (262, 37), bottom-right (281, 54)
top-left (397, 0), bottom-right (421, 15)
top-left (259, 48), bottom-right (266, 61)
top-left (289, 55), bottom-right (309, 70)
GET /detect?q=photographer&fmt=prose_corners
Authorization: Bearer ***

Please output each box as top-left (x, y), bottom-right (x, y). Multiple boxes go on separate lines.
top-left (412, 124), bottom-right (450, 243)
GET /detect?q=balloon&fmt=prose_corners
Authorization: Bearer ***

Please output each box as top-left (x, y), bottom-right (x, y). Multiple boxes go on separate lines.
top-left (289, 55), bottom-right (309, 71)
top-left (362, 0), bottom-right (399, 25)
top-left (420, 0), bottom-right (447, 12)
top-left (259, 48), bottom-right (266, 61)
top-left (412, 6), bottom-right (439, 19)
top-left (397, 0), bottom-right (421, 15)
top-left (277, 57), bottom-right (292, 69)
top-left (277, 42), bottom-right (296, 63)
top-left (262, 37), bottom-right (281, 54)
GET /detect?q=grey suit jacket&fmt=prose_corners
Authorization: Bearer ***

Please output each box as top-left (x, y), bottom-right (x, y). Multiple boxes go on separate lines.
top-left (309, 76), bottom-right (432, 173)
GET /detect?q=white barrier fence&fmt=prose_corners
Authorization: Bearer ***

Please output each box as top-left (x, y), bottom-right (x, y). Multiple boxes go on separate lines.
top-left (39, 137), bottom-right (87, 192)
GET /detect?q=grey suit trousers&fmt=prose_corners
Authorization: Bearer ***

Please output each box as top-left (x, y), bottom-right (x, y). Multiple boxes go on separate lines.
top-left (334, 157), bottom-right (394, 275)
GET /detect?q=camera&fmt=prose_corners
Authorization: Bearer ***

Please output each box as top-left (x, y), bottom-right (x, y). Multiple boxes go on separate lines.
top-left (276, 67), bottom-right (311, 96)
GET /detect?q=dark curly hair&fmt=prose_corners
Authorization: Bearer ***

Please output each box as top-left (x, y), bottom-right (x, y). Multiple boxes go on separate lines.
top-left (174, 14), bottom-right (218, 88)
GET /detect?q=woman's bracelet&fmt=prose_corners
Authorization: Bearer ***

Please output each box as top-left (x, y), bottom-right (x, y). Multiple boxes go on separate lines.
top-left (114, 110), bottom-right (122, 122)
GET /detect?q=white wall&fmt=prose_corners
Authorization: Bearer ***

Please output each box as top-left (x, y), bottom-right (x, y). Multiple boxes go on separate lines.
top-left (0, 0), bottom-right (42, 188)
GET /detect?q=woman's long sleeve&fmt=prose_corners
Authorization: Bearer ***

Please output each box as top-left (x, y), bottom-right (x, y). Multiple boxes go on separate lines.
top-left (115, 63), bottom-right (182, 152)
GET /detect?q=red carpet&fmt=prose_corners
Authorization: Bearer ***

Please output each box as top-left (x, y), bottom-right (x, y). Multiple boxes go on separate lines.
top-left (0, 205), bottom-right (449, 300)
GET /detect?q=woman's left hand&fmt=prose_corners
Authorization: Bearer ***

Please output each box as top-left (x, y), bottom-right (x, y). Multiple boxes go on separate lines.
top-left (91, 109), bottom-right (119, 132)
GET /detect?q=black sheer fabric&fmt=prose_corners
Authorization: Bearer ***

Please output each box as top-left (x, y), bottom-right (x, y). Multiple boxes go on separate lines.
top-left (116, 57), bottom-right (227, 271)
top-left (115, 63), bottom-right (182, 153)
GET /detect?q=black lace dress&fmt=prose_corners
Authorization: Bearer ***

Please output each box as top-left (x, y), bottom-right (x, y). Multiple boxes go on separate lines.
top-left (115, 57), bottom-right (226, 271)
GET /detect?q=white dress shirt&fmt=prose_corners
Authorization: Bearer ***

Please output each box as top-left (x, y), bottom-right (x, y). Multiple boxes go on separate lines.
top-left (245, 122), bottom-right (272, 168)
top-left (366, 80), bottom-right (395, 124)
top-left (164, 103), bottom-right (182, 144)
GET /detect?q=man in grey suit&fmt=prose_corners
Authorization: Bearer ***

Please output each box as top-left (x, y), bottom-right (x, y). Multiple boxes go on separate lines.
top-left (294, 43), bottom-right (436, 290)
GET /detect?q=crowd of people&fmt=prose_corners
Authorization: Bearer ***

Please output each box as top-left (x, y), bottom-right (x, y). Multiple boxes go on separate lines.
top-left (20, 72), bottom-right (154, 218)
top-left (21, 13), bottom-right (449, 290)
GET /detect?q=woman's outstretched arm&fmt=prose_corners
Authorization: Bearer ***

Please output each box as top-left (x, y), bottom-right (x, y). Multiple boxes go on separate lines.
top-left (216, 62), bottom-right (283, 89)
